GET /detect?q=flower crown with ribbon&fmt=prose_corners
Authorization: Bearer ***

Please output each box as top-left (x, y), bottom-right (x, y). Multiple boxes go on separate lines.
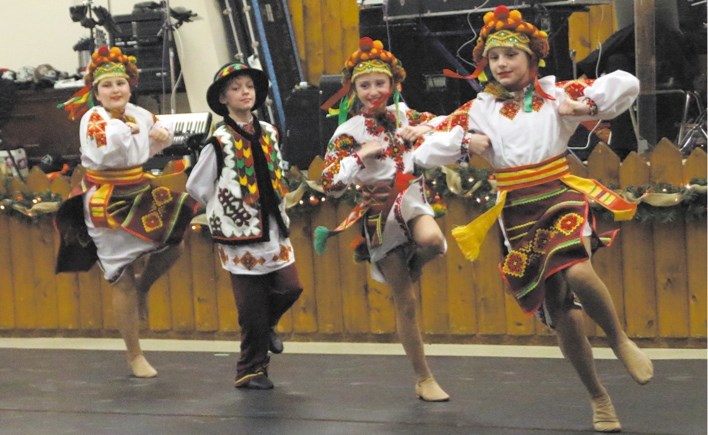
top-left (443, 5), bottom-right (553, 100)
top-left (320, 37), bottom-right (406, 125)
top-left (58, 46), bottom-right (138, 121)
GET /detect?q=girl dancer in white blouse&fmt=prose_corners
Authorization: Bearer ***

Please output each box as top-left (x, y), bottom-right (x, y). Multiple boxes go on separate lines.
top-left (56, 46), bottom-right (197, 378)
top-left (317, 37), bottom-right (449, 402)
top-left (414, 6), bottom-right (652, 432)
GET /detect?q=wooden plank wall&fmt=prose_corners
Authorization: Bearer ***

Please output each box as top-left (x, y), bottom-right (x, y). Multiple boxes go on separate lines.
top-left (0, 143), bottom-right (705, 346)
top-left (289, 2), bottom-right (616, 86)
top-left (287, 0), bottom-right (359, 86)
top-left (568, 4), bottom-right (616, 65)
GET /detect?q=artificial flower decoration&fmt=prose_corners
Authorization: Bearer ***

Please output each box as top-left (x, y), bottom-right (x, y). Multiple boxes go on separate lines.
top-left (444, 5), bottom-right (550, 83)
top-left (58, 45), bottom-right (139, 121)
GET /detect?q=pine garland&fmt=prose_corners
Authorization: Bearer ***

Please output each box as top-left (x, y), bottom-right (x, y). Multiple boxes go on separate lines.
top-left (0, 190), bottom-right (63, 223)
top-left (0, 173), bottom-right (705, 225)
top-left (592, 178), bottom-right (707, 223)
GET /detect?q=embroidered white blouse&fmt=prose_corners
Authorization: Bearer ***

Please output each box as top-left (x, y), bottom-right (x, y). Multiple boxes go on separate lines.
top-left (79, 103), bottom-right (175, 281)
top-left (413, 70), bottom-right (639, 170)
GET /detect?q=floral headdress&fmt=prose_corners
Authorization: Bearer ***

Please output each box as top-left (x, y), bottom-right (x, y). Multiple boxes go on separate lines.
top-left (321, 37), bottom-right (406, 125)
top-left (443, 5), bottom-right (553, 100)
top-left (58, 46), bottom-right (138, 120)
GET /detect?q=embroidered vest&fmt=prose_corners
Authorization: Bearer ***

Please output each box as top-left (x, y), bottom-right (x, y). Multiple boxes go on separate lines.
top-left (206, 117), bottom-right (290, 245)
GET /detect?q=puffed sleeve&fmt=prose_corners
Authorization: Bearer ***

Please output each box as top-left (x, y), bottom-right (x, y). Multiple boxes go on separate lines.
top-left (185, 142), bottom-right (217, 207)
top-left (413, 126), bottom-right (469, 168)
top-left (412, 99), bottom-right (476, 168)
top-left (583, 70), bottom-right (639, 119)
top-left (321, 133), bottom-right (364, 198)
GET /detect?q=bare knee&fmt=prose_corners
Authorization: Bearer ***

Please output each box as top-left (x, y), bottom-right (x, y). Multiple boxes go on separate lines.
top-left (420, 232), bottom-right (446, 256)
top-left (413, 227), bottom-right (447, 259)
top-left (411, 216), bottom-right (446, 255)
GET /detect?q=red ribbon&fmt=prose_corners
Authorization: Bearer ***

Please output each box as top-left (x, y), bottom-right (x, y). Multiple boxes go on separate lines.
top-left (320, 81), bottom-right (352, 111)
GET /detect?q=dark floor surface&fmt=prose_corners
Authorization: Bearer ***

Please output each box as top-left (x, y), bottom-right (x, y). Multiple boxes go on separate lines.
top-left (0, 348), bottom-right (705, 434)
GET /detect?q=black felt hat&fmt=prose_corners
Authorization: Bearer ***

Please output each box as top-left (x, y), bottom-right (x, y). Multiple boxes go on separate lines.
top-left (206, 62), bottom-right (269, 116)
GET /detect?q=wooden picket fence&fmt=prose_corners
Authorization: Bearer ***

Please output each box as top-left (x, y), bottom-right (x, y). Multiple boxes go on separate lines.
top-left (0, 141), bottom-right (705, 346)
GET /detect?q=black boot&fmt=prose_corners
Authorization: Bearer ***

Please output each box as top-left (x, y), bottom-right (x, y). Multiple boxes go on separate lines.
top-left (269, 328), bottom-right (284, 354)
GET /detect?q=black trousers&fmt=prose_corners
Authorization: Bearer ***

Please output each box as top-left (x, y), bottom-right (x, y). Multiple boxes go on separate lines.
top-left (230, 263), bottom-right (303, 378)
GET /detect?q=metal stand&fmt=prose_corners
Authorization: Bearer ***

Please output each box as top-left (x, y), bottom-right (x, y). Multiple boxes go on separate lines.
top-left (223, 0), bottom-right (246, 63)
top-left (158, 0), bottom-right (178, 114)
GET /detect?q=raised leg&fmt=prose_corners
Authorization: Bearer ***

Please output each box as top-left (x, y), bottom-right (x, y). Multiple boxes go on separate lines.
top-left (565, 238), bottom-right (653, 385)
top-left (134, 243), bottom-right (184, 320)
top-left (407, 214), bottom-right (446, 282)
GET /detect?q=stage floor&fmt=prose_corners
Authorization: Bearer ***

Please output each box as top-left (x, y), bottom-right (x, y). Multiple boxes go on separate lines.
top-left (0, 339), bottom-right (705, 434)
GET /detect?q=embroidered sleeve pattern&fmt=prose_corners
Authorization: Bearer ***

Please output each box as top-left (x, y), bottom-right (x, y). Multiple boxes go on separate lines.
top-left (86, 111), bottom-right (108, 147)
top-left (436, 99), bottom-right (474, 133)
top-left (557, 78), bottom-right (596, 100)
top-left (406, 108), bottom-right (436, 126)
top-left (322, 133), bottom-right (358, 194)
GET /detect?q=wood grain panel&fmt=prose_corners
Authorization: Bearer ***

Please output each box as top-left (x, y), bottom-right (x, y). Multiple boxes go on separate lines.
top-left (683, 149), bottom-right (707, 338)
top-left (288, 213), bottom-right (319, 333)
top-left (0, 215), bottom-right (15, 329)
top-left (587, 143), bottom-right (625, 336)
top-left (619, 152), bottom-right (657, 337)
top-left (650, 141), bottom-right (689, 337)
top-left (445, 199), bottom-right (478, 335)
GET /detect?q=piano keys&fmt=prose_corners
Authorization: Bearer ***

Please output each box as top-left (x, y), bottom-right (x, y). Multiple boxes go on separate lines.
top-left (145, 112), bottom-right (212, 171)
top-left (156, 112), bottom-right (212, 156)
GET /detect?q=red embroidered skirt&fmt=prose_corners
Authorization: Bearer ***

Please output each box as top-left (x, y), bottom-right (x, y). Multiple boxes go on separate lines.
top-left (499, 179), bottom-right (616, 314)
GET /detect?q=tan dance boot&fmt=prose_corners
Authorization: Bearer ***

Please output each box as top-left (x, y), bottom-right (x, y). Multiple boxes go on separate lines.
top-left (415, 376), bottom-right (450, 402)
top-left (129, 354), bottom-right (158, 378)
top-left (613, 340), bottom-right (653, 385)
top-left (591, 394), bottom-right (621, 432)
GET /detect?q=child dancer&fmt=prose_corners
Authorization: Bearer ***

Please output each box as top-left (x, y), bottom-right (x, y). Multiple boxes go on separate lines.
top-left (316, 37), bottom-right (449, 402)
top-left (414, 6), bottom-right (652, 431)
top-left (186, 63), bottom-right (302, 390)
top-left (56, 46), bottom-right (197, 378)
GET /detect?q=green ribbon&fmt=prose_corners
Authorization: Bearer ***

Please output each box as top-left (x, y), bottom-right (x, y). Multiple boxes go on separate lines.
top-left (523, 85), bottom-right (533, 112)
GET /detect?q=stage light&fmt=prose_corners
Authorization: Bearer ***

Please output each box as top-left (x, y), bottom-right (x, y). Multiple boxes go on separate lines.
top-left (425, 74), bottom-right (448, 92)
top-left (69, 5), bottom-right (87, 22)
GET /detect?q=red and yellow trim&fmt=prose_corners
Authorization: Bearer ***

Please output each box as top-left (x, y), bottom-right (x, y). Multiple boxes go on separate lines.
top-left (85, 165), bottom-right (144, 185)
top-left (496, 154), bottom-right (570, 190)
top-left (452, 154), bottom-right (637, 261)
top-left (86, 165), bottom-right (145, 228)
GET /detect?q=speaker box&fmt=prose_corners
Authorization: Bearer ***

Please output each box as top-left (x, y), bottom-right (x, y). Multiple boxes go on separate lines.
top-left (111, 12), bottom-right (183, 95)
top-left (318, 74), bottom-right (342, 148)
top-left (282, 84), bottom-right (324, 170)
